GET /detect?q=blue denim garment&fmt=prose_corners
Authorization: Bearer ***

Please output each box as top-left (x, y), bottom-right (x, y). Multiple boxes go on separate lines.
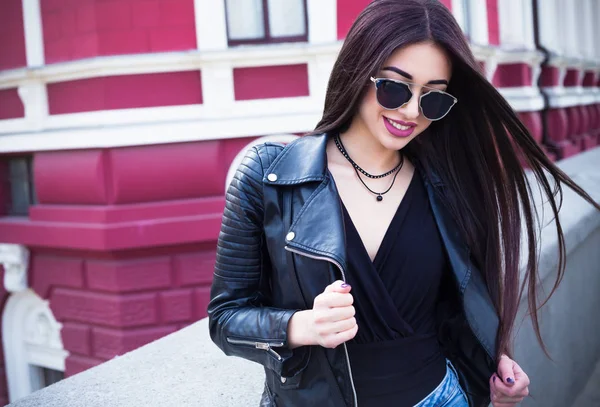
top-left (413, 359), bottom-right (470, 407)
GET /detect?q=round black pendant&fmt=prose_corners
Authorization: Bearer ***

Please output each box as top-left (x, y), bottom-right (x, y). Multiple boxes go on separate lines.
top-left (376, 195), bottom-right (383, 202)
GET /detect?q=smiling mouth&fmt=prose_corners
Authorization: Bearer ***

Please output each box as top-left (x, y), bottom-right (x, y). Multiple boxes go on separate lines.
top-left (385, 117), bottom-right (414, 131)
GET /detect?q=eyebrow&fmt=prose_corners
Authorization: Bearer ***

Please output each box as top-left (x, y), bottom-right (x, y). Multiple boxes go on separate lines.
top-left (382, 66), bottom-right (449, 86)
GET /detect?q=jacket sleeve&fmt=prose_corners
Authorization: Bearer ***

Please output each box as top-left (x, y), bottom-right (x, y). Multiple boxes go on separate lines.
top-left (207, 145), bottom-right (310, 378)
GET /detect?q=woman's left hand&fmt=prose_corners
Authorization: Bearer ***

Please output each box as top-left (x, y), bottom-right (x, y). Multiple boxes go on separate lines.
top-left (489, 354), bottom-right (530, 406)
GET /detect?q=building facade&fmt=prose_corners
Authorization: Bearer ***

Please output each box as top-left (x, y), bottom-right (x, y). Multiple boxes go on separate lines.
top-left (0, 0), bottom-right (598, 403)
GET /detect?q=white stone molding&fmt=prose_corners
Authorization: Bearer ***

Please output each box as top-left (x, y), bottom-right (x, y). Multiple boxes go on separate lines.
top-left (199, 61), bottom-right (235, 116)
top-left (18, 81), bottom-right (49, 131)
top-left (0, 42), bottom-right (341, 153)
top-left (23, 303), bottom-right (67, 372)
top-left (2, 290), bottom-right (68, 402)
top-left (194, 0), bottom-right (228, 52)
top-left (0, 43), bottom-right (341, 90)
top-left (22, 0), bottom-right (45, 67)
top-left (307, 0), bottom-right (337, 45)
top-left (0, 244), bottom-right (29, 293)
top-left (498, 87), bottom-right (545, 112)
top-left (225, 134), bottom-right (300, 190)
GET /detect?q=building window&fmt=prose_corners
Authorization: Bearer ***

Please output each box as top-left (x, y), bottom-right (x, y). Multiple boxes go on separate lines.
top-left (42, 367), bottom-right (65, 387)
top-left (225, 0), bottom-right (308, 46)
top-left (7, 157), bottom-right (36, 216)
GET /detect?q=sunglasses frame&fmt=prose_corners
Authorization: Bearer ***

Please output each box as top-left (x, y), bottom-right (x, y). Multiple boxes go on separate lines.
top-left (370, 76), bottom-right (458, 121)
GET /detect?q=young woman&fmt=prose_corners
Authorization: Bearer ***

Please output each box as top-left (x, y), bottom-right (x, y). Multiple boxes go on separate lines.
top-left (208, 1), bottom-right (600, 406)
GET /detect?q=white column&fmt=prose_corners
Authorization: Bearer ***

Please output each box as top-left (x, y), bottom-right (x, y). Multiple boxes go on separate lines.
top-left (307, 0), bottom-right (337, 45)
top-left (561, 1), bottom-right (580, 59)
top-left (537, 0), bottom-right (560, 55)
top-left (194, 0), bottom-right (228, 52)
top-left (451, 0), bottom-right (488, 45)
top-left (18, 82), bottom-right (48, 131)
top-left (521, 0), bottom-right (535, 50)
top-left (499, 0), bottom-right (523, 49)
top-left (596, 1), bottom-right (600, 61)
top-left (200, 62), bottom-right (235, 117)
top-left (451, 0), bottom-right (468, 37)
top-left (580, 0), bottom-right (595, 60)
top-left (468, 0), bottom-right (489, 45)
top-left (22, 0), bottom-right (45, 67)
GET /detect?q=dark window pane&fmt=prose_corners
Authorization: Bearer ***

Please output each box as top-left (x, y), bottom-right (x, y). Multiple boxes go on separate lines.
top-left (42, 368), bottom-right (64, 387)
top-left (8, 157), bottom-right (35, 216)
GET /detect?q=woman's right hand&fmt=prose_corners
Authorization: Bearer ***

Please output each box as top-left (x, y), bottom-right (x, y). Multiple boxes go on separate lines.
top-left (288, 280), bottom-right (358, 349)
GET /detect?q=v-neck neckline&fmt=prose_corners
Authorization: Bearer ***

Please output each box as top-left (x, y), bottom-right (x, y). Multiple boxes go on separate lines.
top-left (341, 172), bottom-right (416, 267)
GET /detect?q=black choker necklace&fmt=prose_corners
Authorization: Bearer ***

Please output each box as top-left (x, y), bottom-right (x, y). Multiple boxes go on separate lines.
top-left (334, 134), bottom-right (404, 202)
top-left (334, 134), bottom-right (402, 179)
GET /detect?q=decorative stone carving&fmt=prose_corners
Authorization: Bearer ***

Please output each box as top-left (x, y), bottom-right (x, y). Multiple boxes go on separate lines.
top-left (24, 304), bottom-right (64, 350)
top-left (0, 244), bottom-right (30, 293)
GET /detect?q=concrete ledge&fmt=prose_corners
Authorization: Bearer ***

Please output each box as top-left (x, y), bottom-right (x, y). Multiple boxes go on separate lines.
top-left (7, 318), bottom-right (264, 407)
top-left (8, 147), bottom-right (600, 407)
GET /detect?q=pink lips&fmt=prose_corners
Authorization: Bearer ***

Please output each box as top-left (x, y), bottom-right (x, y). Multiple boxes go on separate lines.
top-left (383, 117), bottom-right (416, 138)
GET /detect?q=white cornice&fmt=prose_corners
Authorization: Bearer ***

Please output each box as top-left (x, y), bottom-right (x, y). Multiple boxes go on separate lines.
top-left (0, 43), bottom-right (343, 90)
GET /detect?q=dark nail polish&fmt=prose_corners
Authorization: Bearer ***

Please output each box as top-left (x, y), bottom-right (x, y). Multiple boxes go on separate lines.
top-left (493, 376), bottom-right (496, 383)
top-left (341, 283), bottom-right (350, 288)
top-left (506, 377), bottom-right (514, 384)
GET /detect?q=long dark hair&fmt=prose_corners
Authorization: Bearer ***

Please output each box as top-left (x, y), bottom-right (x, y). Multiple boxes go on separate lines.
top-left (309, 0), bottom-right (600, 361)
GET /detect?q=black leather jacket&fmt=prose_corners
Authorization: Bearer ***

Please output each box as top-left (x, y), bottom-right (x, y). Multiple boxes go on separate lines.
top-left (208, 133), bottom-right (499, 407)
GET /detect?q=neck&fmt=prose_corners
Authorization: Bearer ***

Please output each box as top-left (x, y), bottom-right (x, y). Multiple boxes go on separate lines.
top-left (338, 122), bottom-right (400, 173)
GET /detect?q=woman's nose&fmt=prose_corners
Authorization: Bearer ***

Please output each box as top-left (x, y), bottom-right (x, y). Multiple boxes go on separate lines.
top-left (399, 91), bottom-right (420, 120)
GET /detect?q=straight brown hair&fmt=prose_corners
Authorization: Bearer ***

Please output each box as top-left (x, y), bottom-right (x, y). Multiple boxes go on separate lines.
top-left (309, 0), bottom-right (600, 362)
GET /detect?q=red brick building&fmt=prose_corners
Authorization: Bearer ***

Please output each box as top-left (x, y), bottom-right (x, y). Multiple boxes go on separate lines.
top-left (0, 0), bottom-right (598, 403)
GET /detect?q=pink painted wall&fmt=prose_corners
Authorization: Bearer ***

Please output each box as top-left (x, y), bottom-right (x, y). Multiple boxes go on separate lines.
top-left (233, 64), bottom-right (310, 101)
top-left (0, 137), bottom-right (262, 376)
top-left (41, 0), bottom-right (197, 64)
top-left (563, 69), bottom-right (581, 87)
top-left (0, 0), bottom-right (27, 70)
top-left (47, 71), bottom-right (202, 114)
top-left (337, 0), bottom-right (372, 39)
top-left (0, 89), bottom-right (25, 120)
top-left (540, 66), bottom-right (560, 87)
top-left (486, 0), bottom-right (500, 45)
top-left (493, 64), bottom-right (532, 87)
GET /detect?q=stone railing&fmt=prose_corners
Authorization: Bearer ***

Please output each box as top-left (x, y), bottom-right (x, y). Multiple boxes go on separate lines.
top-left (8, 147), bottom-right (600, 407)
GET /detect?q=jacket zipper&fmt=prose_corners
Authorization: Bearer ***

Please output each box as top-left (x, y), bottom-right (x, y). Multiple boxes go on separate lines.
top-left (226, 337), bottom-right (284, 361)
top-left (284, 245), bottom-right (358, 407)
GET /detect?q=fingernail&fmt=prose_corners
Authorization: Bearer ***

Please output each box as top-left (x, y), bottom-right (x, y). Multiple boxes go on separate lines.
top-left (493, 376), bottom-right (496, 383)
top-left (506, 377), bottom-right (514, 384)
top-left (341, 283), bottom-right (350, 288)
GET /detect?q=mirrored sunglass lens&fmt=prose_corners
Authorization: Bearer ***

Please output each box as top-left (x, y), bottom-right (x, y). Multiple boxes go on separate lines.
top-left (420, 92), bottom-right (455, 120)
top-left (376, 80), bottom-right (411, 109)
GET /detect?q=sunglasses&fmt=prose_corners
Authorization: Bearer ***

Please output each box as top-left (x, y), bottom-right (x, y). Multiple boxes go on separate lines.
top-left (370, 77), bottom-right (458, 121)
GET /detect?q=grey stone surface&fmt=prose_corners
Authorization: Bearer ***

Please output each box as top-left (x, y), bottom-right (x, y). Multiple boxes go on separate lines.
top-left (571, 357), bottom-right (600, 407)
top-left (7, 318), bottom-right (265, 407)
top-left (7, 147), bottom-right (600, 407)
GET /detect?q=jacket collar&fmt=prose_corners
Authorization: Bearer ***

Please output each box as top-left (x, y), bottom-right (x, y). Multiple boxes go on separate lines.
top-left (262, 134), bottom-right (329, 185)
top-left (262, 132), bottom-right (448, 188)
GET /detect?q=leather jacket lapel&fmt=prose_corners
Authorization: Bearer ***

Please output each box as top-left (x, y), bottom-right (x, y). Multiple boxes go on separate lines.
top-left (420, 171), bottom-right (498, 359)
top-left (284, 174), bottom-right (348, 276)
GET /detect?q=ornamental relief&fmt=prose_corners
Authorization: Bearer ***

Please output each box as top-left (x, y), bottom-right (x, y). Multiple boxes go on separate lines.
top-left (0, 244), bottom-right (30, 293)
